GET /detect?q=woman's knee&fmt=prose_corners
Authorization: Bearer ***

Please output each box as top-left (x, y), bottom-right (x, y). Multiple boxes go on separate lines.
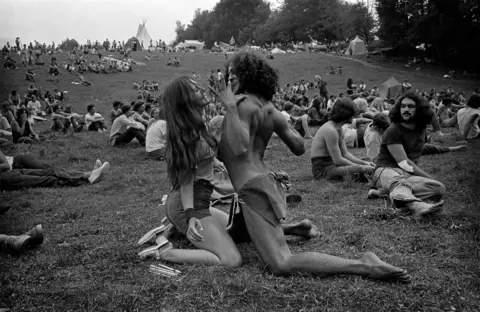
top-left (219, 251), bottom-right (242, 268)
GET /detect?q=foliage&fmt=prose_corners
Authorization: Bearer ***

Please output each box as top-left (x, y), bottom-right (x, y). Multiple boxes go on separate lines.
top-left (174, 0), bottom-right (374, 48)
top-left (376, 0), bottom-right (480, 71)
top-left (59, 38), bottom-right (79, 51)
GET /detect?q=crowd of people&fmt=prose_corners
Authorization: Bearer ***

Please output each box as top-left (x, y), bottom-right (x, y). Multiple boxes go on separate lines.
top-left (2, 50), bottom-right (479, 285)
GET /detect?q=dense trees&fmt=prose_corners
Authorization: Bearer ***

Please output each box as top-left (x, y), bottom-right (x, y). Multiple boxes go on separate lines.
top-left (376, 0), bottom-right (479, 71)
top-left (175, 0), bottom-right (374, 47)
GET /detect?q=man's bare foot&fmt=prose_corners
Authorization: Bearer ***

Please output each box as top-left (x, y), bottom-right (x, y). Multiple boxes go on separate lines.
top-left (448, 145), bottom-right (467, 152)
top-left (361, 252), bottom-right (411, 283)
top-left (367, 189), bottom-right (388, 199)
top-left (284, 219), bottom-right (319, 239)
top-left (410, 200), bottom-right (444, 218)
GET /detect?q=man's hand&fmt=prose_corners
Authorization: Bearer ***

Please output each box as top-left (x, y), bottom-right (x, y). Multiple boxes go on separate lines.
top-left (361, 165), bottom-right (375, 173)
top-left (209, 81), bottom-right (246, 108)
top-left (186, 217), bottom-right (204, 242)
top-left (364, 161), bottom-right (376, 168)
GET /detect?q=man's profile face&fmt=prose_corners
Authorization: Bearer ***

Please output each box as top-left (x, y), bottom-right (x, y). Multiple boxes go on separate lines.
top-left (228, 66), bottom-right (240, 94)
top-left (400, 98), bottom-right (417, 122)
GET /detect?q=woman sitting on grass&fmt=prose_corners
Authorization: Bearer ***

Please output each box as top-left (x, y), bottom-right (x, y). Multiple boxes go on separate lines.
top-left (10, 108), bottom-right (40, 143)
top-left (138, 76), bottom-right (242, 268)
top-left (145, 107), bottom-right (167, 160)
top-left (0, 150), bottom-right (110, 190)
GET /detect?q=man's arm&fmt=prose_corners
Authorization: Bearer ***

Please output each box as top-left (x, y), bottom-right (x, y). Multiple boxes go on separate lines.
top-left (340, 136), bottom-right (370, 165)
top-left (462, 114), bottom-right (479, 141)
top-left (273, 109), bottom-right (305, 156)
top-left (387, 144), bottom-right (432, 178)
top-left (324, 128), bottom-right (356, 166)
top-left (222, 98), bottom-right (251, 156)
top-left (0, 150), bottom-right (11, 171)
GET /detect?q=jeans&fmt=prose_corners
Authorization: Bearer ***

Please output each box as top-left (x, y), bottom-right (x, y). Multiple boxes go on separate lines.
top-left (113, 128), bottom-right (145, 146)
top-left (88, 120), bottom-right (107, 131)
top-left (373, 167), bottom-right (445, 207)
top-left (0, 154), bottom-right (87, 190)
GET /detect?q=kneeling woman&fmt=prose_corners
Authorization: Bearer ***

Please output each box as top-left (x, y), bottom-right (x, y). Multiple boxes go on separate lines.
top-left (139, 76), bottom-right (241, 268)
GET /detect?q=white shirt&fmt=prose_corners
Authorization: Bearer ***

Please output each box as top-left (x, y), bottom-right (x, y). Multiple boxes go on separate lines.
top-left (5, 156), bottom-right (13, 171)
top-left (109, 114), bottom-right (144, 145)
top-left (27, 101), bottom-right (41, 114)
top-left (363, 123), bottom-right (382, 161)
top-left (146, 120), bottom-right (167, 152)
top-left (85, 112), bottom-right (103, 127)
top-left (457, 107), bottom-right (480, 139)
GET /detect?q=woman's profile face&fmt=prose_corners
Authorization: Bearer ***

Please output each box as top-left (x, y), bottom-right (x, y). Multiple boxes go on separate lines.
top-left (189, 80), bottom-right (209, 108)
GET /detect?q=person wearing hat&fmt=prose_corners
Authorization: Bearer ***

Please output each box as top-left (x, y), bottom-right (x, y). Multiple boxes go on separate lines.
top-left (109, 104), bottom-right (145, 146)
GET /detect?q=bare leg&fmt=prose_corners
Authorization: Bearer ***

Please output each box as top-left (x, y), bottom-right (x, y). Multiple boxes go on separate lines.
top-left (282, 219), bottom-right (319, 239)
top-left (301, 115), bottom-right (312, 139)
top-left (406, 200), bottom-right (444, 218)
top-left (159, 216), bottom-right (242, 267)
top-left (448, 145), bottom-right (467, 152)
top-left (241, 204), bottom-right (410, 282)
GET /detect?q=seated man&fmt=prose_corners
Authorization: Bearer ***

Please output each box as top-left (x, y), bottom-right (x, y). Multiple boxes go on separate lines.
top-left (88, 61), bottom-right (99, 73)
top-left (372, 92), bottom-right (445, 217)
top-left (110, 101), bottom-right (123, 124)
top-left (145, 107), bottom-right (167, 160)
top-left (311, 98), bottom-right (375, 181)
top-left (49, 58), bottom-right (59, 75)
top-left (457, 94), bottom-right (480, 142)
top-left (109, 104), bottom-right (146, 146)
top-left (0, 110), bottom-right (12, 137)
top-left (364, 113), bottom-right (467, 163)
top-left (85, 104), bottom-right (107, 132)
top-left (281, 102), bottom-right (312, 139)
top-left (131, 102), bottom-right (150, 129)
top-left (25, 67), bottom-right (36, 82)
top-left (0, 150), bottom-right (110, 190)
top-left (51, 104), bottom-right (83, 133)
top-left (27, 95), bottom-right (46, 116)
top-left (437, 97), bottom-right (463, 127)
top-left (166, 58), bottom-right (172, 66)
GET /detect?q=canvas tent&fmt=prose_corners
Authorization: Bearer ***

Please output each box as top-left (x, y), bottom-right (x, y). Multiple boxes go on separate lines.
top-left (136, 21), bottom-right (152, 48)
top-left (176, 40), bottom-right (205, 50)
top-left (345, 36), bottom-right (367, 56)
top-left (378, 77), bottom-right (404, 100)
top-left (229, 36), bottom-right (236, 46)
top-left (125, 37), bottom-right (142, 51)
top-left (271, 47), bottom-right (286, 54)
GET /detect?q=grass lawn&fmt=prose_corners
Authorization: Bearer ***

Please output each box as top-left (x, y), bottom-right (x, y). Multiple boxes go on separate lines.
top-left (1, 51), bottom-right (479, 312)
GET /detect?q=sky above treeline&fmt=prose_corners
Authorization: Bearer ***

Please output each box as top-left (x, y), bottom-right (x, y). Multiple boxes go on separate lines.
top-left (0, 0), bottom-right (356, 47)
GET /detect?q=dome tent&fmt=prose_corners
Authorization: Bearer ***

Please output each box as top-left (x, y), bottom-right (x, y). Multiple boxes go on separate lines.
top-left (125, 37), bottom-right (142, 51)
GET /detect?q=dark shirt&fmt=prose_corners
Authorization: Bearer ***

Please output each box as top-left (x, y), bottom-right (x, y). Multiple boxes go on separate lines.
top-left (376, 123), bottom-right (426, 167)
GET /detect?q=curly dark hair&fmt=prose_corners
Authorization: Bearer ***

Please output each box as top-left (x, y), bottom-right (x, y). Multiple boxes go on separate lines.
top-left (329, 98), bottom-right (357, 122)
top-left (225, 52), bottom-right (279, 101)
top-left (389, 92), bottom-right (434, 129)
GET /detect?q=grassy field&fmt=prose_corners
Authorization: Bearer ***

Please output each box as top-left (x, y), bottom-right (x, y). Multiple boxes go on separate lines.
top-left (1, 51), bottom-right (479, 312)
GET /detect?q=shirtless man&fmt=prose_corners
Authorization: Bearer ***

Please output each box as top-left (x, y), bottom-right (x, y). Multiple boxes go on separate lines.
top-left (214, 52), bottom-right (410, 282)
top-left (311, 98), bottom-right (375, 181)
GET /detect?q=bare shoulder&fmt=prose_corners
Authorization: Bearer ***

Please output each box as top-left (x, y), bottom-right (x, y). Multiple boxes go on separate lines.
top-left (317, 122), bottom-right (337, 137)
top-left (237, 94), bottom-right (262, 114)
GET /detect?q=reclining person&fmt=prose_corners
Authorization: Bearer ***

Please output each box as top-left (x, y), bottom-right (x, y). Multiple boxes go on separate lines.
top-left (0, 149), bottom-right (110, 189)
top-left (0, 223), bottom-right (44, 254)
top-left (372, 92), bottom-right (446, 217)
top-left (311, 98), bottom-right (375, 181)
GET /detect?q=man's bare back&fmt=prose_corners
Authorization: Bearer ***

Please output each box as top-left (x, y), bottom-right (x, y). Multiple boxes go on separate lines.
top-left (311, 121), bottom-right (341, 159)
top-left (219, 94), bottom-right (305, 191)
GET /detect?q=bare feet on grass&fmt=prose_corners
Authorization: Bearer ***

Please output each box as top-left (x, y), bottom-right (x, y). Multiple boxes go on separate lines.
top-left (287, 219), bottom-right (319, 239)
top-left (409, 200), bottom-right (444, 218)
top-left (448, 145), bottom-right (468, 152)
top-left (361, 252), bottom-right (411, 283)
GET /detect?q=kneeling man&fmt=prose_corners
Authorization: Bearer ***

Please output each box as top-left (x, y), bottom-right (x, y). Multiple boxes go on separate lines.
top-left (373, 92), bottom-right (445, 217)
top-left (215, 52), bottom-right (409, 282)
top-left (311, 98), bottom-right (375, 181)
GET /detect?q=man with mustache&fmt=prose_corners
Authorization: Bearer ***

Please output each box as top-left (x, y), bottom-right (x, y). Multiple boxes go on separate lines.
top-left (372, 92), bottom-right (446, 217)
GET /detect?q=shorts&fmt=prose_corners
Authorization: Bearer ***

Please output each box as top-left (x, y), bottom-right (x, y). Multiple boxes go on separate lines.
top-left (311, 156), bottom-right (339, 181)
top-left (165, 179), bottom-right (213, 234)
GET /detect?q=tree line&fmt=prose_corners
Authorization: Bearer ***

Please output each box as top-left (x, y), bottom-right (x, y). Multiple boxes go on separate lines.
top-left (174, 0), bottom-right (374, 48)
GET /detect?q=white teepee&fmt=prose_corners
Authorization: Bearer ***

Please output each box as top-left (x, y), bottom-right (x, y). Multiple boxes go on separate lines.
top-left (136, 20), bottom-right (153, 48)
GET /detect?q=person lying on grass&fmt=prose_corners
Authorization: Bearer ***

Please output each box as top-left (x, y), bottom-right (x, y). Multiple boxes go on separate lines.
top-left (85, 104), bottom-right (107, 132)
top-left (370, 92), bottom-right (446, 217)
top-left (364, 112), bottom-right (467, 164)
top-left (457, 94), bottom-right (480, 142)
top-left (211, 51), bottom-right (409, 282)
top-left (138, 76), bottom-right (318, 266)
top-left (109, 104), bottom-right (145, 147)
top-left (0, 149), bottom-right (110, 190)
top-left (10, 108), bottom-right (40, 144)
top-left (311, 98), bottom-right (375, 182)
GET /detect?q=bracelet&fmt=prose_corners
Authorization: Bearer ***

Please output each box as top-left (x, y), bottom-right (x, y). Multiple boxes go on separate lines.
top-left (184, 208), bottom-right (195, 220)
